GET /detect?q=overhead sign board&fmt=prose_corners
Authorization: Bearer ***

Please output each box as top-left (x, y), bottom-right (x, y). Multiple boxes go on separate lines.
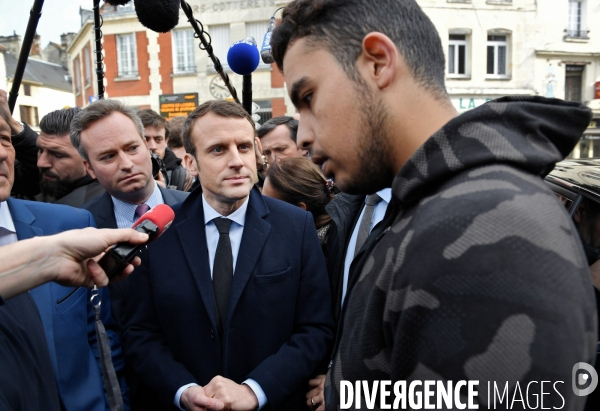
top-left (159, 93), bottom-right (199, 119)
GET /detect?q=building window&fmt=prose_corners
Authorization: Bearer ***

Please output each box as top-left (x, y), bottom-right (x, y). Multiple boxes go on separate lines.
top-left (208, 25), bottom-right (230, 67)
top-left (486, 35), bottom-right (509, 77)
top-left (74, 58), bottom-right (81, 94)
top-left (84, 47), bottom-right (92, 86)
top-left (173, 29), bottom-right (195, 73)
top-left (566, 0), bottom-right (588, 38)
top-left (19, 105), bottom-right (39, 127)
top-left (448, 34), bottom-right (468, 77)
top-left (565, 65), bottom-right (584, 102)
top-left (117, 33), bottom-right (138, 78)
top-left (23, 84), bottom-right (31, 96)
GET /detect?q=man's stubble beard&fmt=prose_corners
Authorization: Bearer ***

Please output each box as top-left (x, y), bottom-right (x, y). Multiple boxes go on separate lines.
top-left (336, 84), bottom-right (396, 195)
top-left (39, 171), bottom-right (82, 199)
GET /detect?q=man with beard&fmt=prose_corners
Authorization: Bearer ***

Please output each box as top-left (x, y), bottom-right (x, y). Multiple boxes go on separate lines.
top-left (37, 108), bottom-right (105, 206)
top-left (271, 0), bottom-right (596, 410)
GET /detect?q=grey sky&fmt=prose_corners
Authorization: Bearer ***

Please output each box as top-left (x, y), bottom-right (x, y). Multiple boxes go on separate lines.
top-left (0, 0), bottom-right (95, 46)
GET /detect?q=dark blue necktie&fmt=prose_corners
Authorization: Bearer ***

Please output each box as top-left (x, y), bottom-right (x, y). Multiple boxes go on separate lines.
top-left (212, 217), bottom-right (233, 337)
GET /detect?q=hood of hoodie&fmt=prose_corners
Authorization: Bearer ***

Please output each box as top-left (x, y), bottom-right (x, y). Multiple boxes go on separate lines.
top-left (391, 96), bottom-right (592, 205)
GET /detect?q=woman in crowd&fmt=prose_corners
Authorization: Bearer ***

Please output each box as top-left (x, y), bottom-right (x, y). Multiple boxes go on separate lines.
top-left (262, 157), bottom-right (335, 249)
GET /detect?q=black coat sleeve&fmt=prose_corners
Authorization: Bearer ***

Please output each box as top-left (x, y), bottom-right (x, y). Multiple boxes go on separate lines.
top-left (12, 123), bottom-right (40, 197)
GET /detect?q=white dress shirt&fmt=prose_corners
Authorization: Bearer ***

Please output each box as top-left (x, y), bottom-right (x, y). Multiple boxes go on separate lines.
top-left (0, 201), bottom-right (18, 247)
top-left (111, 182), bottom-right (164, 229)
top-left (174, 194), bottom-right (267, 410)
top-left (341, 188), bottom-right (392, 306)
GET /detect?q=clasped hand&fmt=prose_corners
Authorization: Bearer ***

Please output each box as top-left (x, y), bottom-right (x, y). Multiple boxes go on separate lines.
top-left (181, 376), bottom-right (259, 411)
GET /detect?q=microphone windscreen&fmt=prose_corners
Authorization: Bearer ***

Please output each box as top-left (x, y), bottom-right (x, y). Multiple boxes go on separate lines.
top-left (132, 204), bottom-right (175, 240)
top-left (105, 0), bottom-right (132, 5)
top-left (227, 38), bottom-right (260, 76)
top-left (134, 0), bottom-right (179, 33)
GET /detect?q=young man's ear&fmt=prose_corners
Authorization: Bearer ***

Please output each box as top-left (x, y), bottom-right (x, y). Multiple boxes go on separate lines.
top-left (297, 201), bottom-right (307, 211)
top-left (357, 32), bottom-right (399, 90)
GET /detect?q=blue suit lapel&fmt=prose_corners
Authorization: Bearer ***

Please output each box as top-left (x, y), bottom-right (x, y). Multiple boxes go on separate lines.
top-left (7, 198), bottom-right (43, 240)
top-left (176, 200), bottom-right (219, 331)
top-left (227, 190), bottom-right (270, 324)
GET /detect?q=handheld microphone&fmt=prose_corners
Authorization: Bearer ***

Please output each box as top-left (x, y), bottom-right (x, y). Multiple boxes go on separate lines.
top-left (98, 204), bottom-right (175, 279)
top-left (227, 38), bottom-right (260, 115)
top-left (260, 17), bottom-right (276, 64)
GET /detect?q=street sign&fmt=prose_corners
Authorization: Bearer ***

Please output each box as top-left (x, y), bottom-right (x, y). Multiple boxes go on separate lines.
top-left (159, 93), bottom-right (199, 118)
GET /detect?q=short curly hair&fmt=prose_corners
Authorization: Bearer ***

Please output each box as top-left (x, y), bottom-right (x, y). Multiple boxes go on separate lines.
top-left (271, 0), bottom-right (447, 97)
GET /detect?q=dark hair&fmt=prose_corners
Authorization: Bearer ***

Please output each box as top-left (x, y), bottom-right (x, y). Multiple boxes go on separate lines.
top-left (183, 100), bottom-right (255, 158)
top-left (257, 116), bottom-right (298, 143)
top-left (40, 107), bottom-right (82, 136)
top-left (266, 157), bottom-right (332, 226)
top-left (71, 99), bottom-right (144, 161)
top-left (168, 116), bottom-right (187, 149)
top-left (271, 0), bottom-right (446, 96)
top-left (138, 109), bottom-right (170, 140)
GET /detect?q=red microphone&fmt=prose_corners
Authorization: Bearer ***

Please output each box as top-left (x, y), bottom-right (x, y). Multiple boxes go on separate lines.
top-left (98, 204), bottom-right (175, 279)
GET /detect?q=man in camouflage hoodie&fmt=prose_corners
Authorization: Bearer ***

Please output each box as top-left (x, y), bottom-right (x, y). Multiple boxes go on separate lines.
top-left (272, 0), bottom-right (597, 409)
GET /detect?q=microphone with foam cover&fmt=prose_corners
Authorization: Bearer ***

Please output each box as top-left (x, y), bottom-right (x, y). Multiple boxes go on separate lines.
top-left (227, 37), bottom-right (260, 76)
top-left (227, 38), bottom-right (260, 115)
top-left (105, 0), bottom-right (132, 5)
top-left (98, 204), bottom-right (175, 279)
top-left (133, 0), bottom-right (180, 33)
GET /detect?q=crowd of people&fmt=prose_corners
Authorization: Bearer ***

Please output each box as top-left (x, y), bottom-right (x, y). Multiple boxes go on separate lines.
top-left (0, 0), bottom-right (598, 410)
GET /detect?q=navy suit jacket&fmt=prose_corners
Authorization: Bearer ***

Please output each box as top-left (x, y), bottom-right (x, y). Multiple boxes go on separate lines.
top-left (84, 186), bottom-right (189, 230)
top-left (119, 187), bottom-right (335, 410)
top-left (7, 197), bottom-right (127, 411)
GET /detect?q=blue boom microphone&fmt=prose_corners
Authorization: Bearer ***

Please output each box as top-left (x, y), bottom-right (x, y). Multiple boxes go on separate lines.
top-left (227, 37), bottom-right (260, 75)
top-left (227, 37), bottom-right (260, 115)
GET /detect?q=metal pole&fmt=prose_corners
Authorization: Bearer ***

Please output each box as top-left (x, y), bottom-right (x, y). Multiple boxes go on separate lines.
top-left (92, 0), bottom-right (105, 99)
top-left (180, 0), bottom-right (240, 105)
top-left (8, 0), bottom-right (45, 114)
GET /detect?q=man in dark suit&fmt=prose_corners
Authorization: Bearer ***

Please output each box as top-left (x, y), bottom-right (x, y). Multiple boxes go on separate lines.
top-left (119, 100), bottom-right (334, 411)
top-left (70, 99), bottom-right (188, 410)
top-left (69, 99), bottom-right (189, 231)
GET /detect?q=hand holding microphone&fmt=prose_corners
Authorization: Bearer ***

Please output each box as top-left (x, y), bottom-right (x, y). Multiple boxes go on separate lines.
top-left (98, 204), bottom-right (175, 280)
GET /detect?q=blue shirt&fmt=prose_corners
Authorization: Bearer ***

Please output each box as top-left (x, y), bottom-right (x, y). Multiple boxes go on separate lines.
top-left (341, 188), bottom-right (392, 306)
top-left (174, 194), bottom-right (267, 410)
top-left (111, 183), bottom-right (163, 229)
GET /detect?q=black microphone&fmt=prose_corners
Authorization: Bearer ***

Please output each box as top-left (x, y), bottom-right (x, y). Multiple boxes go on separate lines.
top-left (106, 0), bottom-right (179, 33)
top-left (135, 0), bottom-right (179, 33)
top-left (227, 37), bottom-right (260, 115)
top-left (98, 204), bottom-right (175, 279)
top-left (260, 16), bottom-right (276, 64)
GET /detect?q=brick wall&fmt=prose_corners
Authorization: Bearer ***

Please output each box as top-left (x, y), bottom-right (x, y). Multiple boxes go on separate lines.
top-left (272, 97), bottom-right (286, 117)
top-left (104, 32), bottom-right (151, 98)
top-left (157, 32), bottom-right (173, 94)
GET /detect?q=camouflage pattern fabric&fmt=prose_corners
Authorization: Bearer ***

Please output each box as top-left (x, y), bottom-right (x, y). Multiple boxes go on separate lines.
top-left (326, 96), bottom-right (597, 410)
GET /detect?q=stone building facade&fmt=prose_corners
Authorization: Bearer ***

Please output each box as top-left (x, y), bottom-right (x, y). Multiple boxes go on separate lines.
top-left (67, 0), bottom-right (287, 122)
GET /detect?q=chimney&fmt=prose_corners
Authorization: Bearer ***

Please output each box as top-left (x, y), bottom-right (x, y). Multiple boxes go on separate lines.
top-left (30, 33), bottom-right (42, 58)
top-left (0, 32), bottom-right (22, 55)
